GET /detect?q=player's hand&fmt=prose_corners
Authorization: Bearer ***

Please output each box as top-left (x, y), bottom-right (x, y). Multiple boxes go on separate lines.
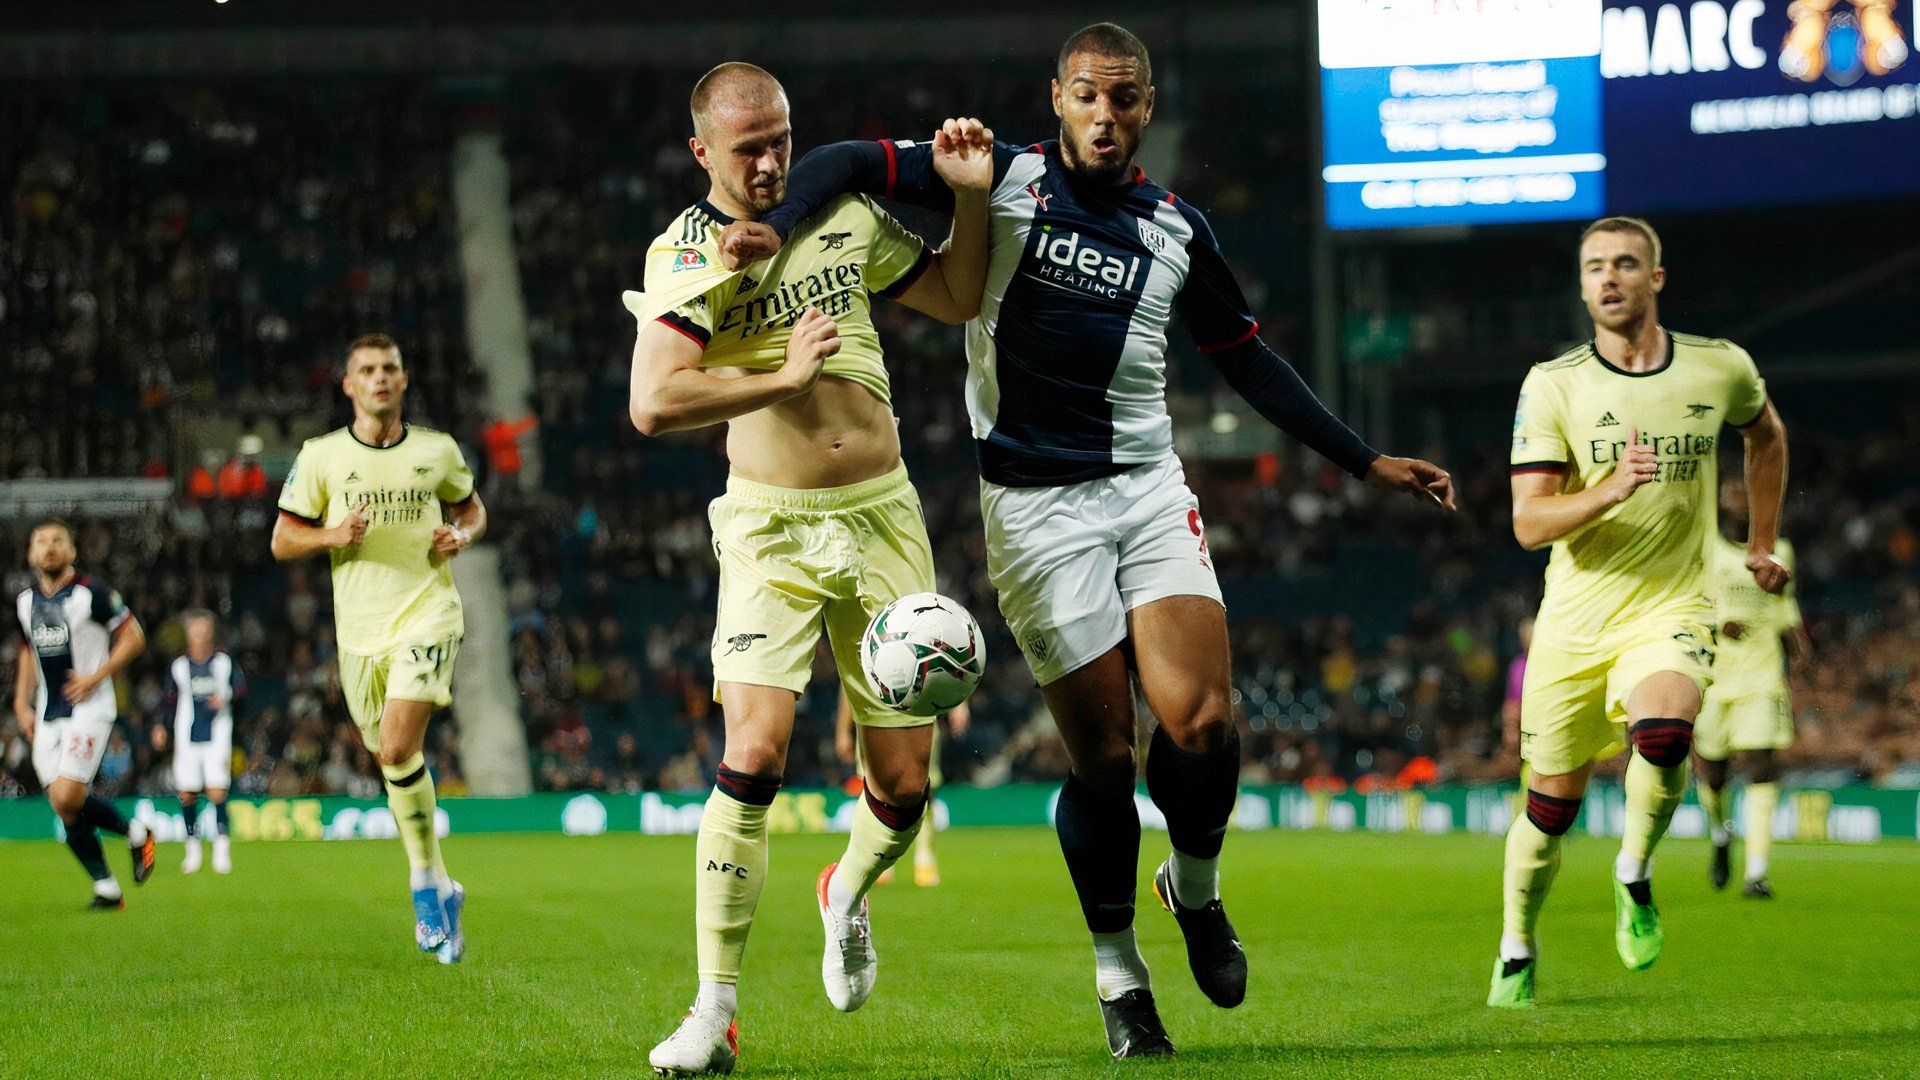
top-left (1602, 427), bottom-right (1659, 503)
top-left (331, 505), bottom-right (370, 549)
top-left (780, 307), bottom-right (840, 395)
top-left (833, 724), bottom-right (855, 765)
top-left (64, 670), bottom-right (106, 704)
top-left (718, 221), bottom-right (782, 270)
top-left (1721, 620), bottom-right (1748, 641)
top-left (431, 523), bottom-right (472, 559)
top-left (206, 692), bottom-right (226, 711)
top-left (1746, 549), bottom-right (1791, 594)
top-left (933, 117), bottom-right (995, 193)
top-left (1365, 455), bottom-right (1456, 509)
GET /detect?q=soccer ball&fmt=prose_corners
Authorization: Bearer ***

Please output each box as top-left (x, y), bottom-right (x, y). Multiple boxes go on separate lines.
top-left (860, 592), bottom-right (986, 717)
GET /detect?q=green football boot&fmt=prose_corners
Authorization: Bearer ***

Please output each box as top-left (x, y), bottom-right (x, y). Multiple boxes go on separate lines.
top-left (1487, 957), bottom-right (1537, 1008)
top-left (1613, 878), bottom-right (1664, 971)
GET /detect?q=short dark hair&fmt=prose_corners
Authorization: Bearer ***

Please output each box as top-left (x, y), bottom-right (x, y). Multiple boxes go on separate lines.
top-left (1057, 22), bottom-right (1152, 85)
top-left (181, 607), bottom-right (216, 627)
top-left (690, 62), bottom-right (787, 141)
top-left (29, 517), bottom-right (73, 544)
top-left (346, 332), bottom-right (401, 365)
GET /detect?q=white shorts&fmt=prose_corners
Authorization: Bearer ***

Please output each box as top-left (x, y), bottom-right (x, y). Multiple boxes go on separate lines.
top-left (173, 736), bottom-right (233, 793)
top-left (31, 716), bottom-right (113, 788)
top-left (982, 455), bottom-right (1223, 686)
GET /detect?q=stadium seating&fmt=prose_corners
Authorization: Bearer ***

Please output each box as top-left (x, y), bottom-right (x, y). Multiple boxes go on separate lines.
top-left (2, 71), bottom-right (1915, 804)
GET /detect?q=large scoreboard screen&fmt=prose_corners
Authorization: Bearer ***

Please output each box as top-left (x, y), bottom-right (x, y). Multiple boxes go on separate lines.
top-left (1320, 0), bottom-right (1920, 230)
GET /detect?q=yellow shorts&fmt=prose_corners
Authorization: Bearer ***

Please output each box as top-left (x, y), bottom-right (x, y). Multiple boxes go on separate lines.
top-left (1695, 690), bottom-right (1792, 760)
top-left (708, 464), bottom-right (936, 729)
top-left (338, 633), bottom-right (462, 749)
top-left (1519, 619), bottom-right (1714, 776)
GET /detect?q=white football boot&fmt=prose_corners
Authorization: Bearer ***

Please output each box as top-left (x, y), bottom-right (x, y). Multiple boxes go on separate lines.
top-left (181, 838), bottom-right (203, 875)
top-left (816, 863), bottom-right (876, 1012)
top-left (211, 836), bottom-right (232, 874)
top-left (648, 1004), bottom-right (738, 1077)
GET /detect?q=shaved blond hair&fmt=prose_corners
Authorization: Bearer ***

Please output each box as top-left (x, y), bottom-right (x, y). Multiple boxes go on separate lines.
top-left (1579, 216), bottom-right (1662, 268)
top-left (690, 62), bottom-right (787, 141)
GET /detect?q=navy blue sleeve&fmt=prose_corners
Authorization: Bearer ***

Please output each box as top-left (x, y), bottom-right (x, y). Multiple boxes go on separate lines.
top-left (1175, 202), bottom-right (1379, 479)
top-left (86, 577), bottom-right (131, 631)
top-left (1212, 337), bottom-right (1380, 480)
top-left (762, 138), bottom-right (1023, 239)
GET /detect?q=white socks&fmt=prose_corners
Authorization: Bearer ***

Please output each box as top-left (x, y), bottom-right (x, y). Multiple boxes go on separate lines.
top-left (695, 980), bottom-right (738, 1018)
top-left (825, 864), bottom-right (860, 919)
top-left (1499, 934), bottom-right (1535, 962)
top-left (1092, 928), bottom-right (1151, 1001)
top-left (1614, 851), bottom-right (1651, 884)
top-left (1168, 851), bottom-right (1219, 907)
top-left (127, 819), bottom-right (148, 846)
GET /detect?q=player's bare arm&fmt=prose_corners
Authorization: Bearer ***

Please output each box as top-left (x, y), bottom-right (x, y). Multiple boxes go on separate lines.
top-left (1738, 399), bottom-right (1790, 593)
top-left (64, 615), bottom-right (145, 705)
top-left (270, 504), bottom-right (369, 563)
top-left (432, 490), bottom-right (489, 560)
top-left (888, 118), bottom-right (994, 324)
top-left (1511, 425), bottom-right (1658, 551)
top-left (628, 308), bottom-right (838, 437)
top-left (13, 639), bottom-right (36, 740)
top-left (717, 115), bottom-right (996, 274)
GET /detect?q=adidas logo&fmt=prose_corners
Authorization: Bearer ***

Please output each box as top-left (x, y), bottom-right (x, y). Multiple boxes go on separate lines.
top-left (345, 471), bottom-right (361, 483)
top-left (738, 272), bottom-right (759, 293)
top-left (1596, 412), bottom-right (1619, 427)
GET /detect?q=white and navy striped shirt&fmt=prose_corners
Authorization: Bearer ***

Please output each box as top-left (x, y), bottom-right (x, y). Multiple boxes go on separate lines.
top-left (962, 142), bottom-right (1257, 485)
top-left (767, 139), bottom-right (1262, 487)
top-left (172, 652), bottom-right (242, 745)
top-left (16, 575), bottom-right (130, 724)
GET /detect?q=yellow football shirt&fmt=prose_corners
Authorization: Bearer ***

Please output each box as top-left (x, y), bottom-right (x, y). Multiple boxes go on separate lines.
top-left (277, 424), bottom-right (475, 655)
top-left (1707, 534), bottom-right (1798, 698)
top-left (1510, 332), bottom-right (1767, 647)
top-left (634, 194), bottom-right (932, 407)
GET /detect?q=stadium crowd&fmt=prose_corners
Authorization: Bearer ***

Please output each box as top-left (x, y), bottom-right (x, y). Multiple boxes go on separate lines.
top-left (3, 72), bottom-right (1916, 803)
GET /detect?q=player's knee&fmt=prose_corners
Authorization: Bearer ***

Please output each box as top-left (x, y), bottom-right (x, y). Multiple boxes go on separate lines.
top-left (1745, 750), bottom-right (1777, 784)
top-left (1629, 717), bottom-right (1694, 767)
top-left (1524, 789), bottom-right (1582, 836)
top-left (1160, 693), bottom-right (1233, 754)
top-left (1075, 742), bottom-right (1137, 794)
top-left (864, 761), bottom-right (929, 807)
top-left (379, 751), bottom-right (428, 785)
top-left (719, 738), bottom-right (786, 780)
top-left (49, 790), bottom-right (85, 822)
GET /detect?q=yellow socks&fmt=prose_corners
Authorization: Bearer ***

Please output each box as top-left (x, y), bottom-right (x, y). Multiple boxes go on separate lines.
top-left (1500, 796), bottom-right (1570, 959)
top-left (695, 771), bottom-right (777, 986)
top-left (382, 754), bottom-right (445, 887)
top-left (1744, 781), bottom-right (1779, 881)
top-left (1618, 752), bottom-right (1688, 880)
top-left (826, 789), bottom-right (926, 916)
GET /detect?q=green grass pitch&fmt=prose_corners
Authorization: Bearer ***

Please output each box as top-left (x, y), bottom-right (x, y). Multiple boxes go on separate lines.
top-left (1, 828), bottom-right (1916, 1077)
